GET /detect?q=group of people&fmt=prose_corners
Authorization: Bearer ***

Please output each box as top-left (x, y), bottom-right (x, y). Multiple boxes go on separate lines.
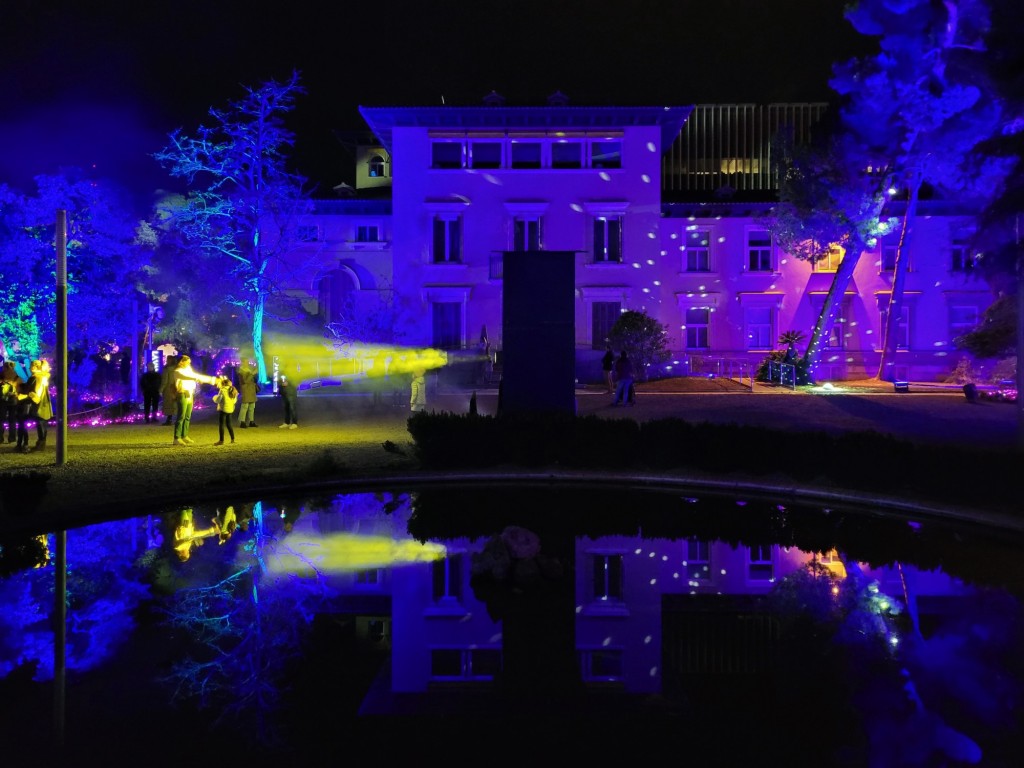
top-left (142, 355), bottom-right (302, 446)
top-left (1, 357), bottom-right (53, 453)
top-left (601, 345), bottom-right (636, 406)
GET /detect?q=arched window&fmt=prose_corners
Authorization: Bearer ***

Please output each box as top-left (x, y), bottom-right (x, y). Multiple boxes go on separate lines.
top-left (368, 154), bottom-right (386, 178)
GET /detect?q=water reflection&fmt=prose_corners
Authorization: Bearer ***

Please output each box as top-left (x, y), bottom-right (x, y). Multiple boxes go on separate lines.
top-left (1, 488), bottom-right (1022, 764)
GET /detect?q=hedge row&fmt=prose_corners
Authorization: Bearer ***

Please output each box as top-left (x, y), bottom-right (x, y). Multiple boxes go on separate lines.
top-left (406, 411), bottom-right (1017, 510)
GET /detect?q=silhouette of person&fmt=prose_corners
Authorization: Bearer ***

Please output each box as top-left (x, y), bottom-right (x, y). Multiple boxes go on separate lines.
top-left (140, 362), bottom-right (162, 423)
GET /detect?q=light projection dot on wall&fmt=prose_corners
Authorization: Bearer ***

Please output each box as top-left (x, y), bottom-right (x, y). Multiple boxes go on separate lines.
top-left (935, 281), bottom-right (942, 288)
top-left (632, 262), bottom-right (642, 269)
top-left (670, 232), bottom-right (678, 239)
top-left (781, 258), bottom-right (788, 265)
top-left (649, 666), bottom-right (659, 677)
top-left (653, 280), bottom-right (661, 286)
top-left (649, 578), bottom-right (657, 585)
top-left (933, 341), bottom-right (945, 347)
top-left (641, 174), bottom-right (651, 183)
top-left (698, 285), bottom-right (706, 291)
top-left (648, 551), bottom-right (656, 558)
top-left (570, 203), bottom-right (583, 212)
top-left (599, 171), bottom-right (611, 181)
top-left (720, 569), bottom-right (727, 575)
top-left (660, 250), bottom-right (667, 256)
top-left (602, 637), bottom-right (612, 647)
top-left (846, 357), bottom-right (855, 362)
top-left (575, 605), bottom-right (583, 614)
top-left (634, 548), bottom-right (642, 555)
top-left (483, 174), bottom-right (501, 186)
top-left (646, 141), bottom-right (657, 152)
top-left (827, 355), bottom-right (839, 362)
top-left (673, 572), bottom-right (680, 578)
top-left (687, 216), bottom-right (696, 222)
top-left (936, 351), bottom-right (947, 356)
top-left (647, 259), bottom-right (656, 265)
top-left (642, 287), bottom-right (650, 293)
top-left (647, 232), bottom-right (656, 239)
top-left (644, 635), bottom-right (653, 644)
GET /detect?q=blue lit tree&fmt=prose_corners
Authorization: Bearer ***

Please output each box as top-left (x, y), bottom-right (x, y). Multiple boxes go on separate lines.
top-left (0, 171), bottom-right (147, 369)
top-left (831, 0), bottom-right (1013, 381)
top-left (153, 72), bottom-right (315, 385)
top-left (768, 119), bottom-right (897, 382)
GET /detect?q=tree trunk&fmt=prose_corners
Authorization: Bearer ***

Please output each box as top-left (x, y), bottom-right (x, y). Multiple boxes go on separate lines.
top-left (252, 291), bottom-right (267, 386)
top-left (876, 177), bottom-right (922, 381)
top-left (801, 248), bottom-right (861, 381)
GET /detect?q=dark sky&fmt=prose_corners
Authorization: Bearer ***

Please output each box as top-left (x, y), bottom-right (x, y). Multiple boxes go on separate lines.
top-left (0, 0), bottom-right (873, 204)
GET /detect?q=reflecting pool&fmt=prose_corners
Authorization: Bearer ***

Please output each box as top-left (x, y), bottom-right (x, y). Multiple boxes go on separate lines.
top-left (1, 486), bottom-right (1022, 765)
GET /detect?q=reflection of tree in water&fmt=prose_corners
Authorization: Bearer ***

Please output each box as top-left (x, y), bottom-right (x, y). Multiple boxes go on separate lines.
top-left (0, 519), bottom-right (151, 681)
top-left (160, 501), bottom-right (339, 743)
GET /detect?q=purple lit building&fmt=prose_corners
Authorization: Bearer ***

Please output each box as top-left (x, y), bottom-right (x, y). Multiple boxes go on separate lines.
top-left (271, 100), bottom-right (994, 384)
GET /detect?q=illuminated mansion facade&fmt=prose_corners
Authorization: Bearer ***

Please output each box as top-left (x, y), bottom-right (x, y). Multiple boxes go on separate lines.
top-left (278, 101), bottom-right (993, 383)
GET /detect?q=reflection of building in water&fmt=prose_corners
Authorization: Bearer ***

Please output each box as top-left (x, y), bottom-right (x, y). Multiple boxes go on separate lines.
top-left (287, 495), bottom-right (972, 703)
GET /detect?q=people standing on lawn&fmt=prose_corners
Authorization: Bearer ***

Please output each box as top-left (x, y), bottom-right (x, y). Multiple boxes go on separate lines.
top-left (410, 369), bottom-right (427, 412)
top-left (1, 360), bottom-right (23, 444)
top-left (212, 376), bottom-right (239, 445)
top-left (140, 362), bottom-right (163, 423)
top-left (237, 360), bottom-right (260, 428)
top-left (172, 354), bottom-right (219, 446)
top-left (160, 355), bottom-right (179, 426)
top-left (277, 367), bottom-right (299, 428)
top-left (601, 344), bottom-right (615, 394)
top-left (612, 350), bottom-right (634, 407)
top-left (23, 359), bottom-right (53, 450)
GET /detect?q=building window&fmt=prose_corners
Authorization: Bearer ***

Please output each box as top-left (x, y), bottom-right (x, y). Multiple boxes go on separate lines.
top-left (513, 216), bottom-right (542, 251)
top-left (356, 225), bottom-right (381, 243)
top-left (813, 245), bottom-right (844, 272)
top-left (551, 141), bottom-right (583, 169)
top-left (470, 141), bottom-right (502, 169)
top-left (431, 141), bottom-right (464, 169)
top-left (592, 554), bottom-right (624, 602)
top-left (430, 648), bottom-right (502, 681)
top-left (592, 301), bottom-right (621, 350)
top-left (880, 304), bottom-right (911, 350)
top-left (684, 307), bottom-right (710, 349)
top-left (684, 538), bottom-right (711, 581)
top-left (432, 301), bottom-right (462, 350)
top-left (745, 307), bottom-right (773, 349)
top-left (432, 216), bottom-right (461, 263)
top-left (355, 568), bottom-right (381, 586)
top-left (881, 243), bottom-right (898, 272)
top-left (579, 649), bottom-right (624, 682)
top-left (951, 231), bottom-right (976, 273)
top-left (748, 544), bottom-right (774, 582)
top-left (590, 140), bottom-right (622, 169)
top-left (950, 306), bottom-right (978, 341)
top-left (684, 227), bottom-right (711, 272)
top-left (747, 229), bottom-right (773, 272)
top-left (368, 154), bottom-right (386, 178)
top-left (295, 225), bottom-right (319, 242)
top-left (593, 215), bottom-right (623, 263)
top-left (510, 141), bottom-right (543, 169)
top-left (432, 553), bottom-right (463, 602)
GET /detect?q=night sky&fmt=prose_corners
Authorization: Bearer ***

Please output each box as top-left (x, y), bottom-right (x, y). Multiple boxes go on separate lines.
top-left (1, 0), bottom-right (873, 204)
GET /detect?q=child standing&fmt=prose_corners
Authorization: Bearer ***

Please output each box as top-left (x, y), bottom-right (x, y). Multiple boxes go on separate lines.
top-left (213, 376), bottom-right (239, 445)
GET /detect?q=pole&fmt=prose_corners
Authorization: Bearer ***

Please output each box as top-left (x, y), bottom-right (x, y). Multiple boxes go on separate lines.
top-left (56, 210), bottom-right (68, 466)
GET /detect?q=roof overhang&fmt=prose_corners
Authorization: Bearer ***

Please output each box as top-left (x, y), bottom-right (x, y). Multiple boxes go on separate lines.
top-left (358, 105), bottom-right (694, 155)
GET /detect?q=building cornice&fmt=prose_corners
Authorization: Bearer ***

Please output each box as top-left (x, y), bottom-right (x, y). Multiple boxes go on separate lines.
top-left (358, 105), bottom-right (694, 155)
